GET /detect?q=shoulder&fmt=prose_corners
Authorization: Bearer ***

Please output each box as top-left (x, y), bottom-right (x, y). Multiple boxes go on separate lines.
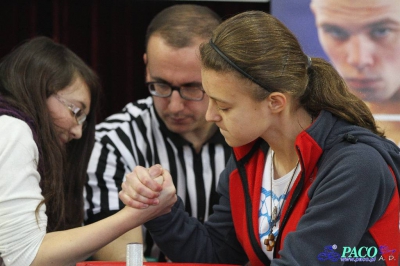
top-left (323, 141), bottom-right (387, 174)
top-left (121, 97), bottom-right (154, 118)
top-left (0, 115), bottom-right (38, 158)
top-left (317, 140), bottom-right (395, 195)
top-left (0, 115), bottom-right (35, 144)
top-left (0, 115), bottom-right (41, 195)
top-left (95, 97), bottom-right (155, 137)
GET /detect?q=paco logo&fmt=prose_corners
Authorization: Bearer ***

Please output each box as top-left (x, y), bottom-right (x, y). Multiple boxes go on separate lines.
top-left (342, 246), bottom-right (378, 258)
top-left (317, 244), bottom-right (397, 263)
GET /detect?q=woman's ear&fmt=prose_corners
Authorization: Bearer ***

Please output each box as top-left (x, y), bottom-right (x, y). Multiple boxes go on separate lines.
top-left (143, 53), bottom-right (148, 65)
top-left (267, 92), bottom-right (287, 113)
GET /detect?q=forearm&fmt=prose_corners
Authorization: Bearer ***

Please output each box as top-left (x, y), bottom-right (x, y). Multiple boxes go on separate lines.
top-left (145, 196), bottom-right (246, 264)
top-left (31, 208), bottom-right (146, 266)
top-left (136, 162), bottom-right (246, 264)
top-left (145, 199), bottom-right (216, 263)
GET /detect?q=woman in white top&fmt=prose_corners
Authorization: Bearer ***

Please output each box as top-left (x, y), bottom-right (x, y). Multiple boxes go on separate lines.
top-left (0, 36), bottom-right (176, 266)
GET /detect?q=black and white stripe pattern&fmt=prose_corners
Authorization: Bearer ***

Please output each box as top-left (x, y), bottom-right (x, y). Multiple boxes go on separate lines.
top-left (84, 97), bottom-right (230, 251)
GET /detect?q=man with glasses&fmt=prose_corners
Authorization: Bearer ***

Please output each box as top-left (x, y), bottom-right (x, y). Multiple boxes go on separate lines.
top-left (84, 4), bottom-right (230, 262)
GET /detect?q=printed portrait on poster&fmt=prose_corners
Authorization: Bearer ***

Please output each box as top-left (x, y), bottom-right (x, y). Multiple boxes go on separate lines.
top-left (271, 0), bottom-right (400, 146)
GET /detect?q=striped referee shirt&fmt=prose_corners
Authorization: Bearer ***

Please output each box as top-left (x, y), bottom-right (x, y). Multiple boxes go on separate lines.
top-left (84, 97), bottom-right (231, 256)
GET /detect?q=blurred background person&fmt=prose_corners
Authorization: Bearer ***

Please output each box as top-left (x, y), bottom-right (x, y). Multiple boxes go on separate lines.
top-left (311, 0), bottom-right (400, 103)
top-left (310, 0), bottom-right (400, 145)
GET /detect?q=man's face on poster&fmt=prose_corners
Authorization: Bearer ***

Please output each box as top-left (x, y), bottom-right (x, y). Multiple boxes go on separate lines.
top-left (311, 0), bottom-right (400, 102)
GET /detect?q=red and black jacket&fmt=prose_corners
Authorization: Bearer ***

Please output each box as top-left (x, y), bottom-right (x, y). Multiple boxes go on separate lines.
top-left (230, 111), bottom-right (399, 265)
top-left (145, 110), bottom-right (400, 266)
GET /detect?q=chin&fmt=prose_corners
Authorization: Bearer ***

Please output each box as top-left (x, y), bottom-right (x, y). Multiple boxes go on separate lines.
top-left (166, 124), bottom-right (192, 134)
top-left (58, 136), bottom-right (68, 144)
top-left (225, 136), bottom-right (257, 148)
top-left (223, 137), bottom-right (240, 148)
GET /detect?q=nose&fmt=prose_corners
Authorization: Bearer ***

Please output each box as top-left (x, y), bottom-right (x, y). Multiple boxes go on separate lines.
top-left (69, 123), bottom-right (83, 140)
top-left (345, 35), bottom-right (374, 71)
top-left (168, 91), bottom-right (185, 113)
top-left (205, 101), bottom-right (221, 122)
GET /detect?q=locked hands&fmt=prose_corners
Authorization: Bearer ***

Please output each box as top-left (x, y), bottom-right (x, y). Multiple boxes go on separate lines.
top-left (119, 164), bottom-right (177, 219)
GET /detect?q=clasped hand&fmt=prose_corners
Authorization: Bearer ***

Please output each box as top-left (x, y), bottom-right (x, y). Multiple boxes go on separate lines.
top-left (119, 164), bottom-right (177, 217)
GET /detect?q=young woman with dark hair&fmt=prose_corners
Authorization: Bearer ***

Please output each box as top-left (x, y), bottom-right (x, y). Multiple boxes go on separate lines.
top-left (0, 36), bottom-right (175, 266)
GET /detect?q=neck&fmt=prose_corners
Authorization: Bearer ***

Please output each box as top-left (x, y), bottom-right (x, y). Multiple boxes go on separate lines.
top-left (267, 108), bottom-right (312, 178)
top-left (272, 151), bottom-right (298, 179)
top-left (183, 123), bottom-right (218, 153)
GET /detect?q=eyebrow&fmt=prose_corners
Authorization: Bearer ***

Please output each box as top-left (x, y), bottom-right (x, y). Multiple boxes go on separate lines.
top-left (150, 77), bottom-right (202, 87)
top-left (209, 95), bottom-right (230, 104)
top-left (320, 23), bottom-right (344, 30)
top-left (70, 99), bottom-right (87, 111)
top-left (366, 19), bottom-right (400, 29)
top-left (79, 101), bottom-right (87, 110)
top-left (321, 18), bottom-right (399, 31)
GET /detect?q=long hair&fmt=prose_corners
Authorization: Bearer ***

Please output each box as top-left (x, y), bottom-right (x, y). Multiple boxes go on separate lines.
top-left (145, 4), bottom-right (221, 50)
top-left (200, 11), bottom-right (383, 136)
top-left (0, 36), bottom-right (101, 231)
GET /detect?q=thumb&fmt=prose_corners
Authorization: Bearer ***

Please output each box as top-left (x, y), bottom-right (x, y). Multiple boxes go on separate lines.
top-left (153, 175), bottom-right (164, 185)
top-left (148, 164), bottom-right (163, 178)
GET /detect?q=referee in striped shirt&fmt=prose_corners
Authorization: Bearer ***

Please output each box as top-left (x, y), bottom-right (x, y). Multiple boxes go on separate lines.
top-left (84, 4), bottom-right (230, 262)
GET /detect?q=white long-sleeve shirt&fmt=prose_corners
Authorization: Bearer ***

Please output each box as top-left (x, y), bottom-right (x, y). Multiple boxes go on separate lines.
top-left (0, 115), bottom-right (47, 266)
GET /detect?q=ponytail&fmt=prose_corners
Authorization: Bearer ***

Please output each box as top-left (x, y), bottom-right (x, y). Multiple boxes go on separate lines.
top-left (301, 58), bottom-right (384, 136)
top-left (200, 11), bottom-right (384, 137)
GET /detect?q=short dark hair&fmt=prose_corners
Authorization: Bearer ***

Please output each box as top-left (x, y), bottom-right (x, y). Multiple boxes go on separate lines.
top-left (145, 4), bottom-right (221, 50)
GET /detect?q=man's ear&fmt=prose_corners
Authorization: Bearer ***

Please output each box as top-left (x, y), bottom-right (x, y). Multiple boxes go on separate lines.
top-left (143, 53), bottom-right (149, 81)
top-left (268, 92), bottom-right (287, 113)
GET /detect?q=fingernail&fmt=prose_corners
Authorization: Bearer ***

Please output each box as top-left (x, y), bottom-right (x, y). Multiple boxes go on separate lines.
top-left (141, 204), bottom-right (149, 209)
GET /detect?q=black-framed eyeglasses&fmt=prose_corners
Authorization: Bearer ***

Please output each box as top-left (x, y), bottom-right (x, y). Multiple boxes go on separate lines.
top-left (53, 94), bottom-right (87, 129)
top-left (147, 82), bottom-right (205, 101)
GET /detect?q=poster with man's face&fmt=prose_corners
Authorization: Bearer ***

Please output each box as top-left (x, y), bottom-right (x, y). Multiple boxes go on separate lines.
top-left (271, 0), bottom-right (400, 146)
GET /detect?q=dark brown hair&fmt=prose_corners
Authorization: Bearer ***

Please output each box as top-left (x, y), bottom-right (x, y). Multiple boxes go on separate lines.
top-left (200, 11), bottom-right (383, 136)
top-left (145, 4), bottom-right (221, 50)
top-left (0, 36), bottom-right (101, 231)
